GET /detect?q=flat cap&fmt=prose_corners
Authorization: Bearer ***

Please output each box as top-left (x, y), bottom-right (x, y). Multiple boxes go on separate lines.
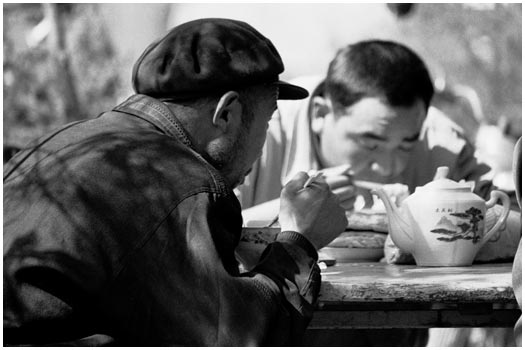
top-left (132, 18), bottom-right (308, 101)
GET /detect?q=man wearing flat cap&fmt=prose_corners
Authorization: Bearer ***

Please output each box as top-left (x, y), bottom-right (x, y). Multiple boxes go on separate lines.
top-left (3, 18), bottom-right (347, 346)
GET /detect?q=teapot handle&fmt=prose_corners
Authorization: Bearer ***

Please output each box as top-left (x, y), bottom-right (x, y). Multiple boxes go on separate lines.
top-left (480, 190), bottom-right (511, 245)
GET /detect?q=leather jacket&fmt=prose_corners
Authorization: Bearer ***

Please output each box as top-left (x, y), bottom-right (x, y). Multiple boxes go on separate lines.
top-left (3, 94), bottom-right (320, 346)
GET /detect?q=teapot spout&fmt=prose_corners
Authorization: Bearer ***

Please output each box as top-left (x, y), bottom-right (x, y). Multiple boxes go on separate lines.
top-left (372, 188), bottom-right (414, 252)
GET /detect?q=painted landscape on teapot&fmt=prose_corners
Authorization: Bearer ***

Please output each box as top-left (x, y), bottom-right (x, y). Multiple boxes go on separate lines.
top-left (430, 206), bottom-right (484, 243)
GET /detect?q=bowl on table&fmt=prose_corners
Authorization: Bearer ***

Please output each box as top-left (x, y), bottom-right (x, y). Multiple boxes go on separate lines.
top-left (236, 227), bottom-right (280, 270)
top-left (237, 209), bottom-right (390, 269)
top-left (320, 231), bottom-right (387, 263)
top-left (318, 246), bottom-right (384, 263)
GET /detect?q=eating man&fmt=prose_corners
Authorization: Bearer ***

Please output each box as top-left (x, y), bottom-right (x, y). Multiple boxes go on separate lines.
top-left (3, 18), bottom-right (348, 346)
top-left (237, 39), bottom-right (521, 346)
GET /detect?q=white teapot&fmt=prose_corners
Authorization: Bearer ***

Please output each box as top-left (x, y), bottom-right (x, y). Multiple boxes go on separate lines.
top-left (373, 167), bottom-right (510, 266)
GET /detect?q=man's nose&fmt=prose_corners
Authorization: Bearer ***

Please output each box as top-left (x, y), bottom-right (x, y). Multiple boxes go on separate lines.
top-left (370, 151), bottom-right (397, 178)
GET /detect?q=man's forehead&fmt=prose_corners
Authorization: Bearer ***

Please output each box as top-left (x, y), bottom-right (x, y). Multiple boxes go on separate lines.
top-left (341, 97), bottom-right (426, 136)
top-left (345, 97), bottom-right (425, 120)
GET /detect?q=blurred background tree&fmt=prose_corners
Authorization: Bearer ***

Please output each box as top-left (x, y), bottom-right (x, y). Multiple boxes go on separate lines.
top-left (3, 3), bottom-right (521, 162)
top-left (3, 3), bottom-right (122, 148)
top-left (404, 3), bottom-right (521, 138)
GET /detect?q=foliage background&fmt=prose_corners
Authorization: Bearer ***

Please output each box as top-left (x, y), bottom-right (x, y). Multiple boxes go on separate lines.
top-left (4, 3), bottom-right (121, 147)
top-left (3, 3), bottom-right (522, 152)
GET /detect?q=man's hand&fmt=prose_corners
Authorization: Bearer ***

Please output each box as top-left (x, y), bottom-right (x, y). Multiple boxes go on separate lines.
top-left (320, 165), bottom-right (360, 210)
top-left (323, 165), bottom-right (411, 210)
top-left (278, 172), bottom-right (348, 250)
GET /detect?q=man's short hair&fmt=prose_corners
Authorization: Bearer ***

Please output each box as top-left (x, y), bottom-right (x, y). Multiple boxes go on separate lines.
top-left (325, 40), bottom-right (434, 113)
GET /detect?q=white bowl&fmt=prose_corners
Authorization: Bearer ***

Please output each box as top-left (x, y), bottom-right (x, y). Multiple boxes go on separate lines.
top-left (236, 228), bottom-right (385, 269)
top-left (236, 227), bottom-right (279, 270)
top-left (318, 246), bottom-right (384, 263)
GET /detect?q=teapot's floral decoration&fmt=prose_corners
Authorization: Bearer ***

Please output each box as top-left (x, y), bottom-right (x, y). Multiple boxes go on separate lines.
top-left (430, 207), bottom-right (484, 243)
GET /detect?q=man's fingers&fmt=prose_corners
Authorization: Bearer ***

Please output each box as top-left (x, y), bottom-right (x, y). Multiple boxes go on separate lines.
top-left (357, 188), bottom-right (375, 207)
top-left (340, 200), bottom-right (354, 211)
top-left (283, 172), bottom-right (309, 193)
top-left (333, 186), bottom-right (357, 211)
top-left (333, 186), bottom-right (357, 200)
top-left (326, 174), bottom-right (354, 190)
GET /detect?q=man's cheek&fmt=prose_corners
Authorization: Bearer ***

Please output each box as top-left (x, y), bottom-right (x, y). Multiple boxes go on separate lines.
top-left (393, 155), bottom-right (410, 176)
top-left (348, 152), bottom-right (370, 172)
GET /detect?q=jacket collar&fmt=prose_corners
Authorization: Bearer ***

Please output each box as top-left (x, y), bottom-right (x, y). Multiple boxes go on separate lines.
top-left (113, 94), bottom-right (195, 149)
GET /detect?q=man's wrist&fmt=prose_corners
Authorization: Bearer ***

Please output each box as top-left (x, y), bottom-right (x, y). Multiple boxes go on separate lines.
top-left (276, 231), bottom-right (319, 260)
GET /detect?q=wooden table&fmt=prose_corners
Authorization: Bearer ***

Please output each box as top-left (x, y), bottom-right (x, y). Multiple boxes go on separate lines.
top-left (310, 262), bottom-right (520, 329)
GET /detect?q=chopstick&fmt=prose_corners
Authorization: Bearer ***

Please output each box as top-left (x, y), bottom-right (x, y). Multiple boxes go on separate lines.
top-left (267, 171), bottom-right (324, 228)
top-left (266, 215), bottom-right (280, 228)
top-left (328, 173), bottom-right (382, 191)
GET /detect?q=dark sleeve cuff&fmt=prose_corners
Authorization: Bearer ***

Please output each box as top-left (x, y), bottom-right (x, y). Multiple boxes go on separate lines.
top-left (276, 231), bottom-right (318, 261)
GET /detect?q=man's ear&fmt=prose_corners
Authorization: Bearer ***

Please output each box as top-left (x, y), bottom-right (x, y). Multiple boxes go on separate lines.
top-left (212, 91), bottom-right (241, 133)
top-left (311, 96), bottom-right (331, 134)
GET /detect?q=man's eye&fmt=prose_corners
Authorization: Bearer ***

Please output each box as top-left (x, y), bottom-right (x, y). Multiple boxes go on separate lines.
top-left (399, 142), bottom-right (415, 152)
top-left (356, 138), bottom-right (378, 150)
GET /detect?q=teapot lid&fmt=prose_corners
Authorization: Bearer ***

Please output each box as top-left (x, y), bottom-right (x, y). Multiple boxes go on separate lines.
top-left (416, 166), bottom-right (473, 191)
